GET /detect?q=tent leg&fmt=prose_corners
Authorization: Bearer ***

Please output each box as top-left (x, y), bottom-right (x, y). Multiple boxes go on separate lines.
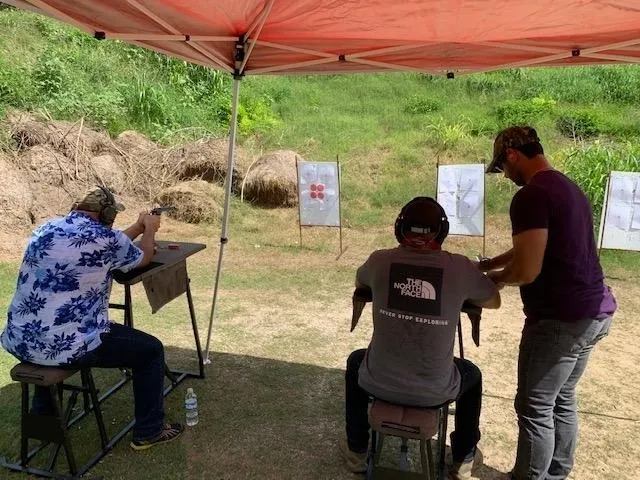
top-left (204, 76), bottom-right (241, 364)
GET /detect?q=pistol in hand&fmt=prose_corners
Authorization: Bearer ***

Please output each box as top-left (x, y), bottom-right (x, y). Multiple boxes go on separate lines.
top-left (150, 206), bottom-right (175, 216)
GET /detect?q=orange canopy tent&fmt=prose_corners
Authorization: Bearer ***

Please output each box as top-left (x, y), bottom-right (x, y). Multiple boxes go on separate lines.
top-left (6, 0), bottom-right (640, 360)
top-left (6, 0), bottom-right (640, 74)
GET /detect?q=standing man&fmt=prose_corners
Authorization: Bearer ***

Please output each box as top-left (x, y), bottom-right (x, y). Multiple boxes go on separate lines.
top-left (481, 126), bottom-right (617, 479)
top-left (340, 197), bottom-right (500, 479)
top-left (1, 186), bottom-right (184, 451)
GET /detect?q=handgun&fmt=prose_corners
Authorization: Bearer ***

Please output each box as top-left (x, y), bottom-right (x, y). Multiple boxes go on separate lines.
top-left (150, 206), bottom-right (175, 215)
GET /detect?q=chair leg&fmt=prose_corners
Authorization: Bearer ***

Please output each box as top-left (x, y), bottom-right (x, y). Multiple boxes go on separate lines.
top-left (438, 406), bottom-right (449, 480)
top-left (420, 438), bottom-right (432, 480)
top-left (367, 430), bottom-right (377, 480)
top-left (49, 384), bottom-right (77, 475)
top-left (19, 383), bottom-right (29, 466)
top-left (399, 437), bottom-right (409, 470)
top-left (80, 370), bottom-right (91, 413)
top-left (83, 369), bottom-right (108, 449)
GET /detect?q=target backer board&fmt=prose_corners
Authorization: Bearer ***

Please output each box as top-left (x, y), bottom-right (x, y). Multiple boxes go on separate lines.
top-left (297, 161), bottom-right (341, 227)
top-left (599, 171), bottom-right (640, 251)
top-left (436, 164), bottom-right (485, 236)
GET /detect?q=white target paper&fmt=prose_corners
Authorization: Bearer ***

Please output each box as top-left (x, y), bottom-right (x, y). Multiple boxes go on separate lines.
top-left (297, 161), bottom-right (341, 227)
top-left (436, 164), bottom-right (485, 236)
top-left (599, 171), bottom-right (640, 251)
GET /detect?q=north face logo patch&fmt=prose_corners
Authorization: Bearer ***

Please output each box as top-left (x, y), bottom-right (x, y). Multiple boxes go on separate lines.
top-left (388, 263), bottom-right (443, 316)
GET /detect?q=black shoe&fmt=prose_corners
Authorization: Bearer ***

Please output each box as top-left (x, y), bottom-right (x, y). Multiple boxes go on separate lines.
top-left (130, 423), bottom-right (184, 451)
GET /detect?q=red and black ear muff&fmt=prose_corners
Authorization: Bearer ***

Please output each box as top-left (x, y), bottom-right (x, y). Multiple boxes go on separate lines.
top-left (394, 196), bottom-right (449, 244)
top-left (97, 185), bottom-right (118, 226)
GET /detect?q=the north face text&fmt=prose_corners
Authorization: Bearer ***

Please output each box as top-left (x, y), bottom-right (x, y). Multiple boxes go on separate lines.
top-left (393, 278), bottom-right (436, 300)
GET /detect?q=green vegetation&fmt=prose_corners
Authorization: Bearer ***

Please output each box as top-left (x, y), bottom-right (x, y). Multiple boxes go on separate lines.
top-left (0, 7), bottom-right (639, 228)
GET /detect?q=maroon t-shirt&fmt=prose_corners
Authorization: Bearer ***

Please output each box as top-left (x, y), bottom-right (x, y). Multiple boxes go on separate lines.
top-left (510, 170), bottom-right (617, 322)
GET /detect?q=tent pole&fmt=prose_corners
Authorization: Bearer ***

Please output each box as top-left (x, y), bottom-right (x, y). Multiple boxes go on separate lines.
top-left (204, 76), bottom-right (241, 364)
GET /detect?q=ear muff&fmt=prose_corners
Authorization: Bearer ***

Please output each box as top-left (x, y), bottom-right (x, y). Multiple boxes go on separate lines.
top-left (97, 185), bottom-right (117, 226)
top-left (394, 196), bottom-right (449, 244)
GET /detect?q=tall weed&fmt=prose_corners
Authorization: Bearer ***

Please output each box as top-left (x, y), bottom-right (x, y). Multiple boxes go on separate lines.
top-left (559, 141), bottom-right (640, 221)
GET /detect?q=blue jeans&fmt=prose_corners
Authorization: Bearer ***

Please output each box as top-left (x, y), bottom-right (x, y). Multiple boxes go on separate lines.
top-left (32, 323), bottom-right (166, 441)
top-left (345, 348), bottom-right (482, 463)
top-left (511, 316), bottom-right (612, 480)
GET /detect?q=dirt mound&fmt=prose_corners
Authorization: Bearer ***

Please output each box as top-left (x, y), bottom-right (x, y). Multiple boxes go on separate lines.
top-left (154, 180), bottom-right (224, 224)
top-left (29, 184), bottom-right (79, 224)
top-left (242, 150), bottom-right (302, 207)
top-left (170, 137), bottom-right (250, 194)
top-left (90, 154), bottom-right (126, 193)
top-left (7, 111), bottom-right (110, 157)
top-left (18, 145), bottom-right (78, 187)
top-left (0, 152), bottom-right (35, 228)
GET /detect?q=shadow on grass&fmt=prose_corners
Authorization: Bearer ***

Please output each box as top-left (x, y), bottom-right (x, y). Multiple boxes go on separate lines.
top-left (0, 348), bottom-right (508, 480)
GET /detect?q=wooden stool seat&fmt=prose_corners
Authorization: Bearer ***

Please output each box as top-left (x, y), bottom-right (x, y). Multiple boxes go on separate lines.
top-left (369, 400), bottom-right (439, 440)
top-left (0, 362), bottom-right (108, 479)
top-left (10, 363), bottom-right (77, 387)
top-left (367, 398), bottom-right (450, 480)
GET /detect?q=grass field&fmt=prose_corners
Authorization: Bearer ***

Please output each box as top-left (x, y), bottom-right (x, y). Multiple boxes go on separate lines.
top-left (0, 207), bottom-right (638, 480)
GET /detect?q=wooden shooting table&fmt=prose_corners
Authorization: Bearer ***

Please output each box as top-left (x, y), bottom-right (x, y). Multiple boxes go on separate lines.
top-left (103, 240), bottom-right (207, 448)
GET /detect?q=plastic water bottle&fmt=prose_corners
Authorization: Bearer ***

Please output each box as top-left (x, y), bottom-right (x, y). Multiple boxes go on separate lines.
top-left (185, 388), bottom-right (198, 426)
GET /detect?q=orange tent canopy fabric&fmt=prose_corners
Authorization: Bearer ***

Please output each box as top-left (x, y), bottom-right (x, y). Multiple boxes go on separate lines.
top-left (6, 0), bottom-right (640, 76)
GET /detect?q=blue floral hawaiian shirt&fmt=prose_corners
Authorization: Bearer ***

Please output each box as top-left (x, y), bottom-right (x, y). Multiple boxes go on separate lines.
top-left (1, 211), bottom-right (143, 365)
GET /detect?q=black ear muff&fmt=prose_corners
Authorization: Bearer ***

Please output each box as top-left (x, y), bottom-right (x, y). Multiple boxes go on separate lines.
top-left (97, 185), bottom-right (117, 226)
top-left (394, 196), bottom-right (449, 244)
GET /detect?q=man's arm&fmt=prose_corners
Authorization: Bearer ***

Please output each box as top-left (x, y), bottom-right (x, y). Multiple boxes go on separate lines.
top-left (488, 229), bottom-right (548, 287)
top-left (464, 258), bottom-right (501, 309)
top-left (123, 212), bottom-right (148, 240)
top-left (478, 249), bottom-right (513, 272)
top-left (136, 215), bottom-right (161, 267)
top-left (468, 288), bottom-right (501, 309)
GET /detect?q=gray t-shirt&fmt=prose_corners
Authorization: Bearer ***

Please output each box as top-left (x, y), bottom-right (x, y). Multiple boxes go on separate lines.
top-left (356, 245), bottom-right (496, 407)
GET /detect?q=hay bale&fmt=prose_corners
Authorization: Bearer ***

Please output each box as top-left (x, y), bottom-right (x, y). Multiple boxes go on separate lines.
top-left (114, 130), bottom-right (157, 156)
top-left (243, 150), bottom-right (302, 207)
top-left (0, 152), bottom-right (35, 228)
top-left (170, 138), bottom-right (250, 194)
top-left (7, 112), bottom-right (110, 157)
top-left (154, 180), bottom-right (224, 224)
top-left (90, 154), bottom-right (126, 193)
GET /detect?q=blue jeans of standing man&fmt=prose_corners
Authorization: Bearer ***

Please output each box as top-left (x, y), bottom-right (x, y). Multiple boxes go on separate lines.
top-left (31, 323), bottom-right (166, 441)
top-left (511, 316), bottom-right (612, 480)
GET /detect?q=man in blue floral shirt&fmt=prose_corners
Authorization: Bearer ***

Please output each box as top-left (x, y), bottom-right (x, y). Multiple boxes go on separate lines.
top-left (1, 186), bottom-right (184, 450)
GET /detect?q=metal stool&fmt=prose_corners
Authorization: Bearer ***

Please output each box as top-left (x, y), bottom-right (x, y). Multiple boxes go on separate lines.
top-left (1, 362), bottom-right (108, 479)
top-left (367, 399), bottom-right (450, 480)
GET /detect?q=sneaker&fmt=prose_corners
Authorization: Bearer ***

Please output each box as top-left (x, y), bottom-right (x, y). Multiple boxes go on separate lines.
top-left (447, 458), bottom-right (474, 480)
top-left (339, 438), bottom-right (367, 474)
top-left (130, 423), bottom-right (184, 451)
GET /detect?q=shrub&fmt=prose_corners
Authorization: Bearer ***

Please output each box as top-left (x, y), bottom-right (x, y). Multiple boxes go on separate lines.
top-left (403, 96), bottom-right (442, 114)
top-left (32, 51), bottom-right (67, 95)
top-left (425, 117), bottom-right (470, 150)
top-left (237, 98), bottom-right (281, 135)
top-left (494, 96), bottom-right (556, 127)
top-left (0, 59), bottom-right (29, 106)
top-left (555, 108), bottom-right (603, 139)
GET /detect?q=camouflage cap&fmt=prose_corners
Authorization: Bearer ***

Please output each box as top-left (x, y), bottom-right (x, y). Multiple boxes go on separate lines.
top-left (486, 126), bottom-right (541, 173)
top-left (72, 187), bottom-right (125, 213)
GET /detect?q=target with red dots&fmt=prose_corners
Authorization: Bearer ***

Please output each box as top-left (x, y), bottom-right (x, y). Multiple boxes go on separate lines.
top-left (297, 161), bottom-right (341, 227)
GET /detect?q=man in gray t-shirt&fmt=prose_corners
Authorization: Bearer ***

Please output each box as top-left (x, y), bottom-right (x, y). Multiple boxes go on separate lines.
top-left (340, 197), bottom-right (500, 479)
